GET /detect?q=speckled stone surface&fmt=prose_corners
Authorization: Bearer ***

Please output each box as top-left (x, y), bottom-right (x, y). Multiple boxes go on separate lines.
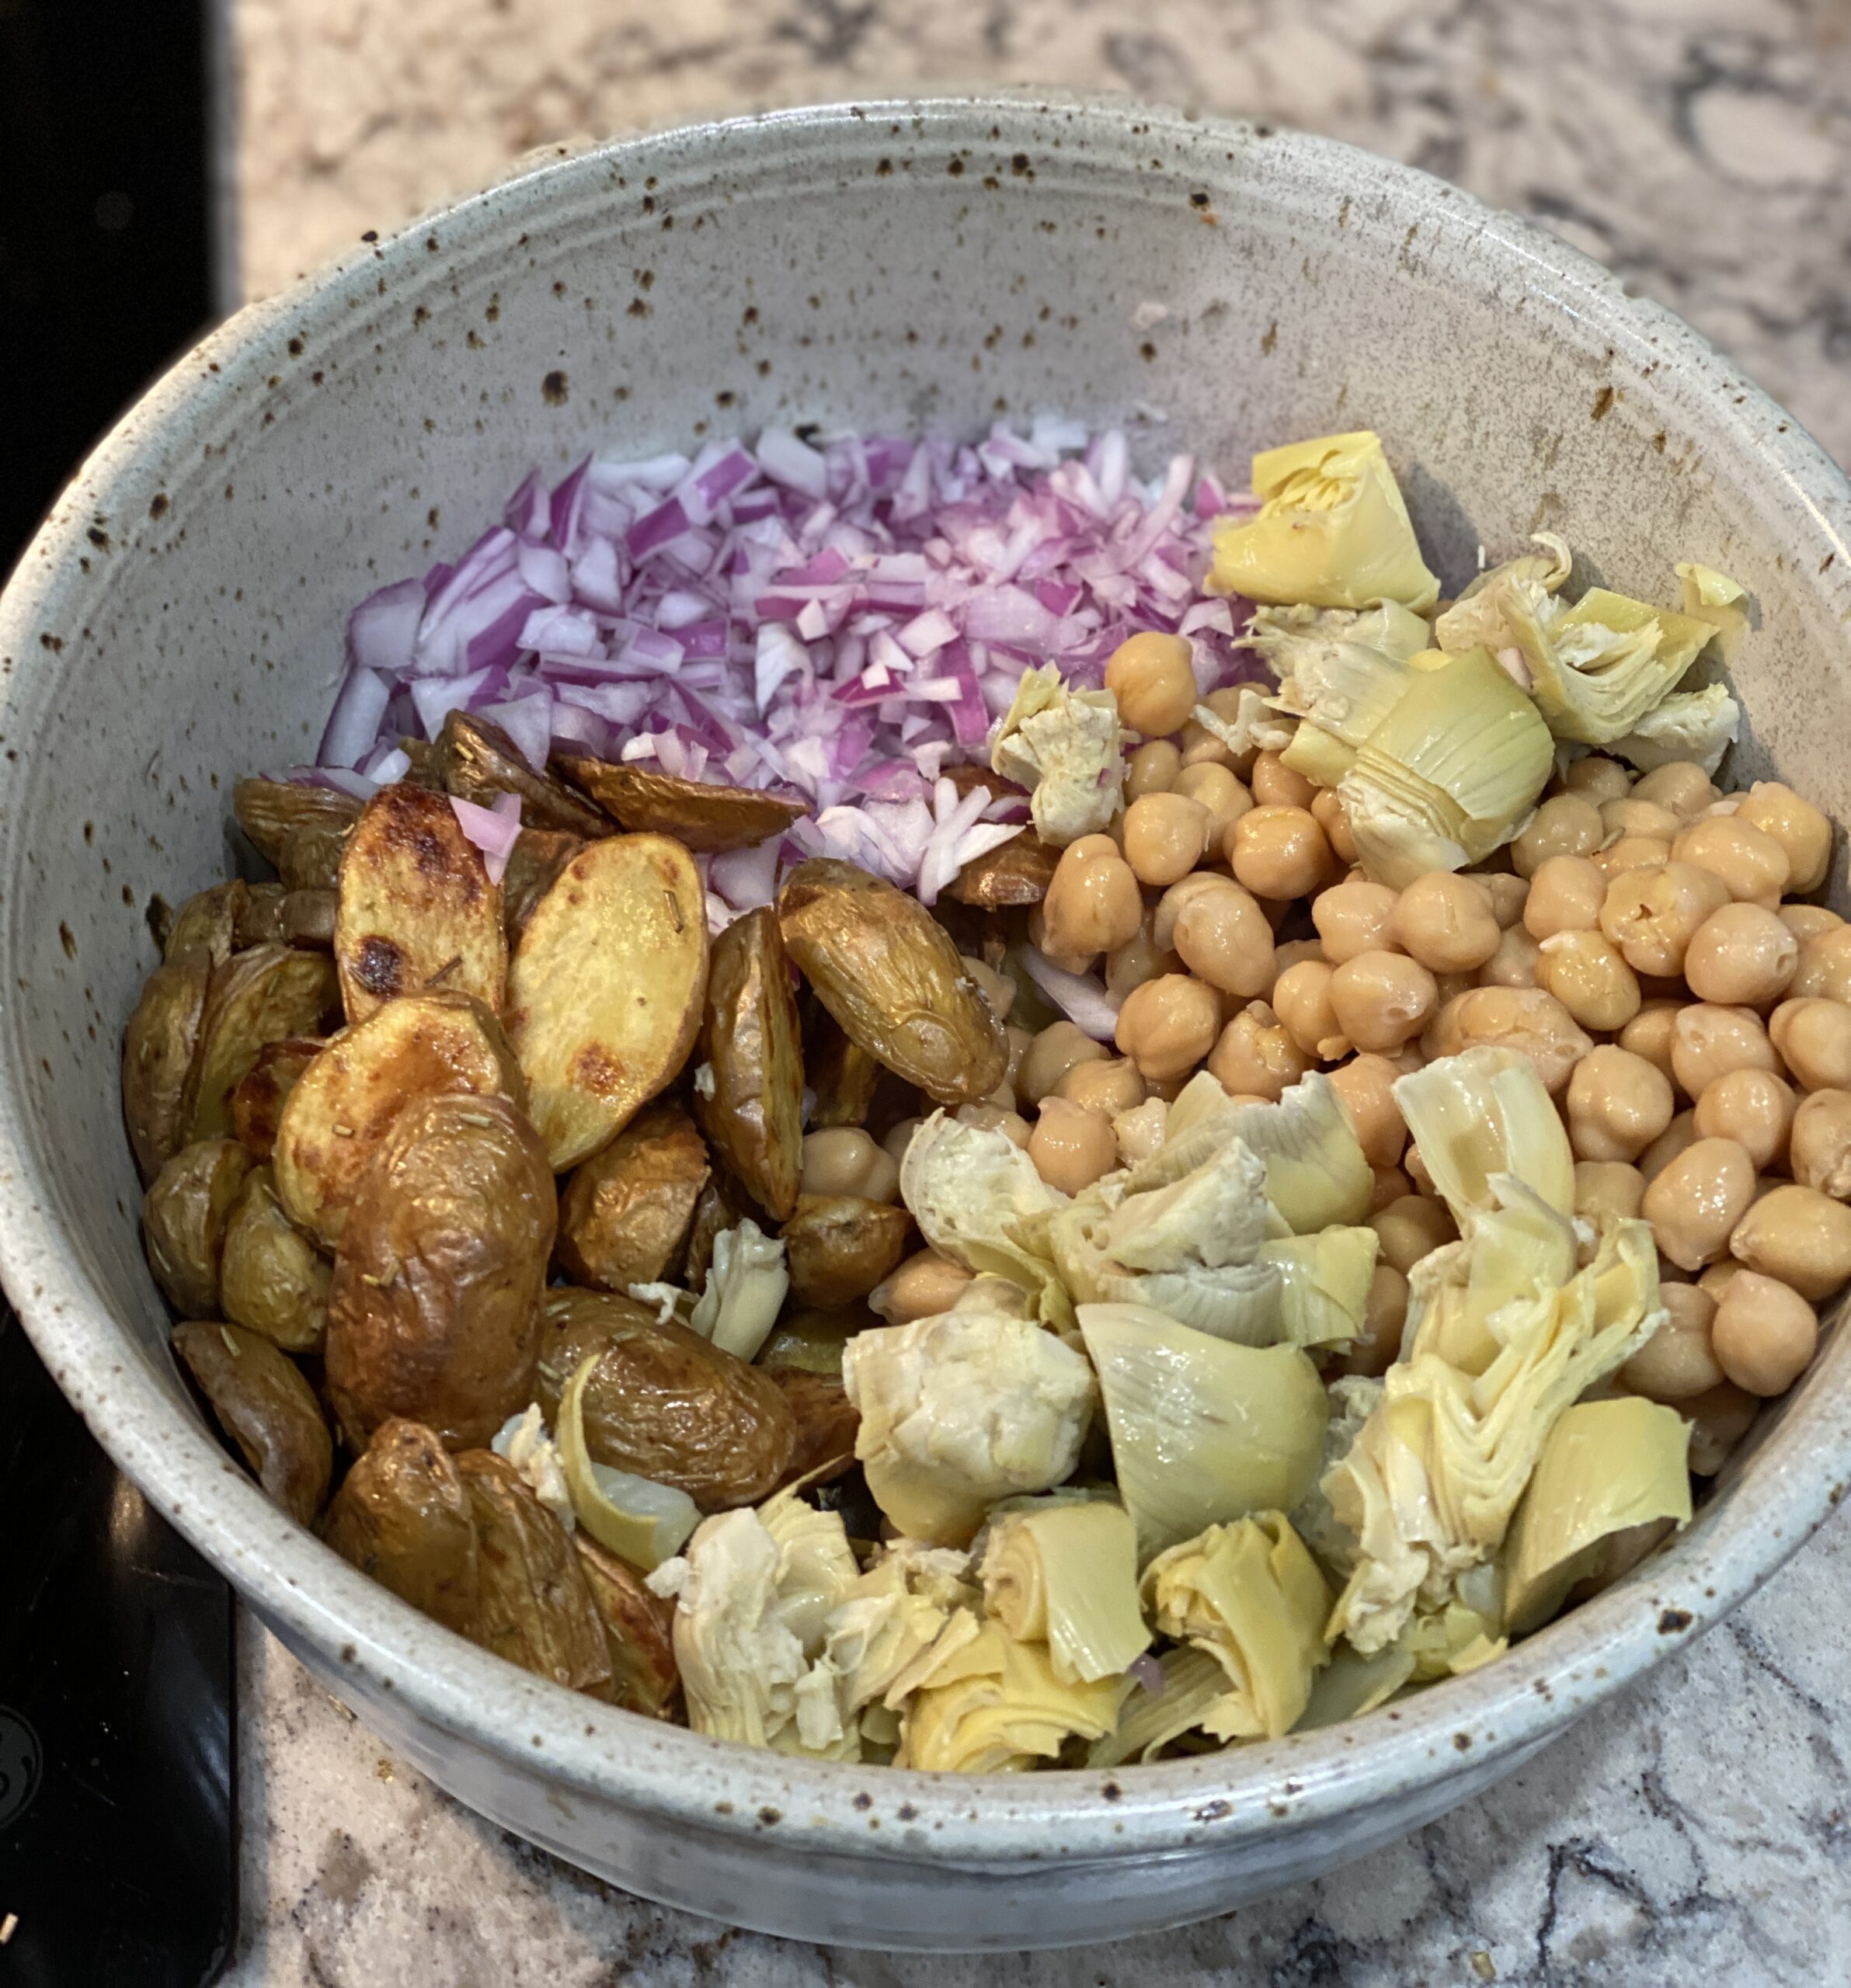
top-left (219, 1), bottom-right (1851, 1976)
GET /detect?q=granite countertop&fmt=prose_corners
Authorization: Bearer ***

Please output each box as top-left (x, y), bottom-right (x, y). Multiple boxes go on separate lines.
top-left (223, 1), bottom-right (1851, 1979)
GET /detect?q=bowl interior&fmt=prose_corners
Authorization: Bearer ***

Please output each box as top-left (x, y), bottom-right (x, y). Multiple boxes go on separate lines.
top-left (4, 93), bottom-right (1851, 1879)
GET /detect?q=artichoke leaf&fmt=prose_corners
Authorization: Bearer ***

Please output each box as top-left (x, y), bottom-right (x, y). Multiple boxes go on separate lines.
top-left (1293, 1642), bottom-right (1417, 1730)
top-left (896, 1623), bottom-right (1132, 1772)
top-left (1675, 561), bottom-right (1750, 665)
top-left (557, 1355), bottom-right (701, 1570)
top-left (1087, 1646), bottom-right (1230, 1766)
top-left (979, 1499), bottom-right (1151, 1684)
top-left (1608, 683), bottom-right (1741, 776)
top-left (1393, 1047), bottom-right (1576, 1230)
top-left (1258, 1226), bottom-right (1382, 1350)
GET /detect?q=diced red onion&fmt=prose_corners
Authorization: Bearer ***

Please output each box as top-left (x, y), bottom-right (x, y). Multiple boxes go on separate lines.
top-left (318, 666), bottom-right (392, 768)
top-left (1128, 1653), bottom-right (1166, 1695)
top-left (450, 791), bottom-right (522, 885)
top-left (1019, 945), bottom-right (1122, 1041)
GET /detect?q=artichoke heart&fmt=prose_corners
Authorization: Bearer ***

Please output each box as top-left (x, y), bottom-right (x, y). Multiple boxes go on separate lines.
top-left (820, 1540), bottom-right (981, 1719)
top-left (1394, 1046), bottom-right (1576, 1231)
top-left (1141, 1513), bottom-right (1333, 1741)
top-left (687, 1217), bottom-right (789, 1363)
top-left (979, 1498), bottom-right (1151, 1684)
top-left (897, 1623), bottom-right (1132, 1772)
top-left (1609, 683), bottom-right (1741, 776)
top-left (1088, 1646), bottom-right (1230, 1766)
top-left (1502, 1396), bottom-right (1691, 1635)
top-left (1338, 648), bottom-right (1554, 888)
top-left (1209, 431), bottom-right (1440, 612)
top-left (557, 1355), bottom-right (700, 1570)
top-left (990, 663), bottom-right (1128, 847)
top-left (1258, 1227), bottom-right (1383, 1350)
top-left (1675, 560), bottom-right (1750, 664)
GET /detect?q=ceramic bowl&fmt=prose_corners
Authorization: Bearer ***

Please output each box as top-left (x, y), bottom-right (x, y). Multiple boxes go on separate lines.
top-left (3, 92), bottom-right (1849, 1952)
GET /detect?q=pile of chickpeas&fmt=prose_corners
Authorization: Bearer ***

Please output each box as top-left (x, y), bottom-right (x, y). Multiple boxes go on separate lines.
top-left (862, 626), bottom-right (1847, 1484)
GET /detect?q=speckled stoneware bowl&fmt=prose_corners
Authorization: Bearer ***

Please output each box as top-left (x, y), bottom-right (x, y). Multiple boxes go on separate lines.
top-left (3, 92), bottom-right (1850, 1952)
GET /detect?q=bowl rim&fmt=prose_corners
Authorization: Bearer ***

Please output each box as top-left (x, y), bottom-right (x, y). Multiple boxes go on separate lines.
top-left (5, 85), bottom-right (1851, 1871)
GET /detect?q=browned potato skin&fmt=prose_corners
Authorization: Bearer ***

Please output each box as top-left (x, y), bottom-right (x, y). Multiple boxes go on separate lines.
top-left (680, 1172), bottom-right (750, 1291)
top-left (231, 1037), bottom-right (325, 1161)
top-left (781, 1194), bottom-right (913, 1309)
top-left (172, 1319), bottom-right (332, 1525)
top-left (805, 1005), bottom-right (881, 1130)
top-left (694, 907), bottom-right (804, 1220)
top-left (280, 888), bottom-right (338, 949)
top-left (165, 881), bottom-right (248, 968)
top-left (232, 883), bottom-right (290, 949)
top-left (278, 827), bottom-right (351, 893)
top-left (143, 1138), bottom-right (255, 1315)
top-left (322, 1417), bottom-right (481, 1635)
top-left (123, 954), bottom-right (210, 1181)
top-left (325, 1093), bottom-right (556, 1452)
top-left (534, 1289), bottom-right (796, 1510)
top-left (234, 777), bottom-right (363, 868)
top-left (764, 1365), bottom-right (861, 1487)
top-left (454, 1451), bottom-right (614, 1698)
top-left (554, 752), bottom-right (806, 853)
top-left (555, 1103), bottom-right (709, 1291)
top-left (220, 1165), bottom-right (332, 1353)
top-left (778, 860), bottom-right (1008, 1106)
top-left (437, 710), bottom-right (614, 839)
top-left (945, 829), bottom-right (1058, 909)
top-left (334, 781), bottom-right (507, 1024)
top-left (572, 1533), bottom-right (681, 1719)
top-left (501, 829), bottom-right (583, 945)
top-left (180, 944), bottom-right (342, 1144)
top-left (273, 991), bottom-right (526, 1251)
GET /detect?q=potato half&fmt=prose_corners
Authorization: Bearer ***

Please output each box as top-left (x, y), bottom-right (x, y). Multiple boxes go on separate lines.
top-left (180, 944), bottom-right (342, 1144)
top-left (322, 1417), bottom-right (481, 1635)
top-left (172, 1319), bottom-right (332, 1526)
top-left (555, 1102), bottom-right (710, 1291)
top-left (693, 906), bottom-right (804, 1220)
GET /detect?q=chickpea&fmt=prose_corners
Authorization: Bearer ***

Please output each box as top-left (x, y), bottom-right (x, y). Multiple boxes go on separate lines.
top-left (954, 1103), bottom-right (1032, 1148)
top-left (1477, 871), bottom-right (1530, 930)
top-left (1105, 912), bottom-right (1181, 1002)
top-left (1693, 1069), bottom-right (1794, 1172)
top-left (1370, 1193), bottom-right (1456, 1276)
top-left (1108, 1097), bottom-right (1167, 1168)
top-left (1105, 631), bottom-right (1198, 738)
top-left (1595, 835), bottom-right (1675, 878)
top-left (1790, 925), bottom-right (1851, 1003)
top-left (1769, 997), bottom-right (1851, 1092)
top-left (1710, 1270), bottom-right (1818, 1395)
top-left (1566, 1046), bottom-right (1675, 1163)
top-left (1537, 930), bottom-right (1641, 1031)
top-left (1480, 925), bottom-right (1542, 989)
top-left (1630, 759), bottom-right (1718, 820)
top-left (1642, 1136), bottom-right (1757, 1270)
top-left (1683, 1382), bottom-right (1759, 1476)
top-left (959, 954), bottom-right (1018, 1021)
top-left (1370, 1163), bottom-right (1414, 1212)
top-left (1173, 761), bottom-right (1253, 839)
top-left (1519, 856), bottom-right (1603, 942)
top-left (1736, 780), bottom-right (1832, 894)
top-left (1682, 902), bottom-right (1797, 1008)
top-left (870, 1249), bottom-right (973, 1326)
top-left (1640, 1109), bottom-right (1698, 1183)
top-left (1602, 795), bottom-right (1683, 843)
top-left (1005, 1026), bottom-right (1035, 1089)
top-left (1312, 879), bottom-right (1402, 964)
top-left (1698, 1260), bottom-right (1744, 1303)
top-left (1115, 975), bottom-right (1221, 1083)
top-left (1171, 880), bottom-right (1276, 998)
top-left (1729, 1182), bottom-right (1851, 1301)
top-left (1561, 755), bottom-right (1632, 804)
top-left (1780, 904), bottom-right (1843, 946)
top-left (1330, 1264), bottom-right (1410, 1378)
top-left (1251, 750), bottom-right (1317, 810)
top-left (1018, 1020), bottom-right (1111, 1107)
top-left (1230, 805), bottom-right (1331, 901)
top-left (1426, 985), bottom-right (1592, 1093)
top-left (1178, 713), bottom-right (1237, 771)
top-left (1404, 1142), bottom-right (1436, 1196)
top-left (882, 1117), bottom-right (924, 1172)
top-left (801, 1126), bottom-right (901, 1203)
top-left (1041, 835), bottom-right (1142, 966)
top-left (1124, 739), bottom-right (1182, 803)
top-left (1028, 1098), bottom-right (1119, 1196)
top-left (1514, 793), bottom-right (1604, 876)
top-left (1056, 1055), bottom-right (1146, 1117)
top-left (1310, 787), bottom-right (1358, 865)
top-left (1574, 1159), bottom-right (1647, 1226)
top-left (1124, 791), bottom-right (1213, 888)
top-left (1391, 872), bottom-right (1501, 973)
top-left (1329, 1053), bottom-right (1409, 1169)
top-left (1618, 1001), bottom-right (1682, 1086)
top-left (1789, 1089), bottom-right (1851, 1199)
top-left (1671, 815), bottom-right (1790, 907)
top-left (1669, 1003), bottom-right (1778, 1100)
top-left (1206, 1001), bottom-right (1311, 1102)
top-left (1329, 951), bottom-right (1439, 1054)
top-left (1599, 862), bottom-right (1728, 977)
top-left (1267, 937), bottom-right (1327, 989)
top-left (1620, 1282), bottom-right (1724, 1402)
top-left (1273, 959), bottom-right (1349, 1061)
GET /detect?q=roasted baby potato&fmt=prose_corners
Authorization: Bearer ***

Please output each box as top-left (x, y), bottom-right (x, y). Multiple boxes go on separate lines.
top-left (945, 828), bottom-right (1059, 908)
top-left (758, 1302), bottom-right (875, 1378)
top-left (234, 777), bottom-right (362, 891)
top-left (334, 780), bottom-right (507, 1024)
top-left (693, 907), bottom-right (803, 1220)
top-left (455, 1451), bottom-right (614, 1698)
top-left (281, 888), bottom-right (338, 950)
top-left (500, 829), bottom-right (583, 945)
top-left (180, 944), bottom-right (342, 1145)
top-left (437, 710), bottom-right (613, 839)
top-left (506, 834), bottom-right (708, 1170)
top-left (534, 1289), bottom-right (795, 1510)
top-left (165, 881), bottom-right (247, 968)
top-left (172, 1319), bottom-right (332, 1525)
top-left (219, 1165), bottom-right (332, 1353)
top-left (781, 1194), bottom-right (912, 1309)
top-left (122, 954), bottom-right (210, 1180)
top-left (804, 1003), bottom-right (881, 1130)
top-left (572, 1533), bottom-right (680, 1719)
top-left (273, 990), bottom-right (525, 1251)
top-left (325, 1093), bottom-right (555, 1451)
top-left (230, 1036), bottom-right (325, 1161)
top-left (555, 1103), bottom-right (709, 1291)
top-left (143, 1138), bottom-right (255, 1316)
top-left (680, 1171), bottom-right (750, 1291)
top-left (764, 1364), bottom-right (861, 1486)
top-left (554, 752), bottom-right (806, 853)
top-left (231, 882), bottom-right (289, 949)
top-left (778, 859), bottom-right (1007, 1105)
top-left (322, 1417), bottom-right (481, 1635)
